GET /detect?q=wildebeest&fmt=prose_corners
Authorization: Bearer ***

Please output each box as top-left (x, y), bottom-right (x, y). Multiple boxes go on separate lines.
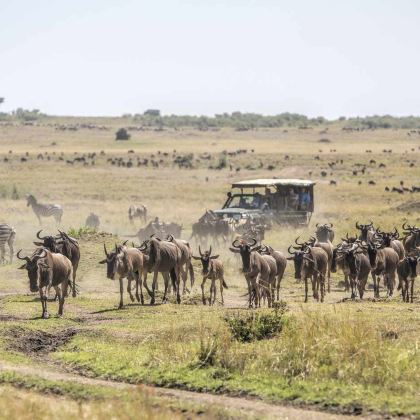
top-left (315, 223), bottom-right (334, 242)
top-left (17, 248), bottom-right (73, 318)
top-left (192, 246), bottom-right (228, 305)
top-left (230, 238), bottom-right (276, 308)
top-left (367, 243), bottom-right (399, 298)
top-left (34, 230), bottom-right (80, 298)
top-left (355, 221), bottom-right (375, 244)
top-left (256, 244), bottom-right (287, 301)
top-left (85, 212), bottom-right (100, 229)
top-left (99, 243), bottom-right (144, 308)
top-left (397, 255), bottom-right (418, 303)
top-left (0, 223), bottom-right (16, 263)
top-left (287, 245), bottom-right (328, 302)
top-left (336, 242), bottom-right (371, 299)
top-left (140, 237), bottom-right (183, 304)
top-left (166, 234), bottom-right (195, 294)
top-left (26, 194), bottom-right (63, 225)
top-left (128, 204), bottom-right (147, 224)
top-left (374, 228), bottom-right (405, 261)
top-left (402, 223), bottom-right (420, 253)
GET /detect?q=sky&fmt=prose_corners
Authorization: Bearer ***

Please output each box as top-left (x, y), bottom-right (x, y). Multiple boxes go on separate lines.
top-left (1, 0), bottom-right (420, 118)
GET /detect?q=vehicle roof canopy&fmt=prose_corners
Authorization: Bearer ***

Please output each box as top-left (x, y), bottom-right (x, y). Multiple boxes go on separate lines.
top-left (231, 178), bottom-right (315, 189)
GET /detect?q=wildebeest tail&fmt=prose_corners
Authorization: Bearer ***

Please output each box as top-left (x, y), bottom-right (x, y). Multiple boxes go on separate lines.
top-left (222, 279), bottom-right (228, 289)
top-left (188, 262), bottom-right (195, 287)
top-left (170, 268), bottom-right (177, 292)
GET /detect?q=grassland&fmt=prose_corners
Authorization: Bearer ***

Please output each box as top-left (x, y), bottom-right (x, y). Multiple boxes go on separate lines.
top-left (0, 118), bottom-right (419, 418)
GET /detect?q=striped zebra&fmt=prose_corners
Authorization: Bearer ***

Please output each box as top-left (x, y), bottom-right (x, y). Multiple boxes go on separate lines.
top-left (0, 223), bottom-right (16, 263)
top-left (26, 194), bottom-right (63, 225)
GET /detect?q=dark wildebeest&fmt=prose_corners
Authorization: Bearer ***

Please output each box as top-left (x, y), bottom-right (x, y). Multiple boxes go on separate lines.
top-left (367, 243), bottom-right (399, 298)
top-left (192, 246), bottom-right (228, 305)
top-left (34, 230), bottom-right (80, 298)
top-left (99, 243), bottom-right (144, 308)
top-left (397, 255), bottom-right (418, 303)
top-left (141, 237), bottom-right (183, 304)
top-left (166, 234), bottom-right (195, 294)
top-left (315, 223), bottom-right (334, 242)
top-left (374, 228), bottom-right (405, 261)
top-left (256, 244), bottom-right (287, 301)
top-left (302, 236), bottom-right (333, 293)
top-left (287, 245), bottom-right (328, 303)
top-left (128, 204), bottom-right (147, 224)
top-left (336, 242), bottom-right (371, 299)
top-left (17, 248), bottom-right (73, 318)
top-left (355, 221), bottom-right (376, 244)
top-left (229, 238), bottom-right (276, 308)
top-left (402, 223), bottom-right (420, 253)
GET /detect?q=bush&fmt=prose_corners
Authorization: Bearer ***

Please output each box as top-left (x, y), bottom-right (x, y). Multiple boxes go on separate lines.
top-left (224, 302), bottom-right (287, 342)
top-left (115, 128), bottom-right (130, 141)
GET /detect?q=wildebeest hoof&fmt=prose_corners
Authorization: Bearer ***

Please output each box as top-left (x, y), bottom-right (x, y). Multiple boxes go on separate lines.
top-left (42, 313), bottom-right (49, 319)
top-left (118, 304), bottom-right (123, 309)
top-left (72, 291), bottom-right (77, 298)
top-left (150, 298), bottom-right (155, 305)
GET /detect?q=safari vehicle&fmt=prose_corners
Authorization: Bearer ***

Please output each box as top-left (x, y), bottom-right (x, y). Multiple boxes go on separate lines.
top-left (212, 178), bottom-right (315, 226)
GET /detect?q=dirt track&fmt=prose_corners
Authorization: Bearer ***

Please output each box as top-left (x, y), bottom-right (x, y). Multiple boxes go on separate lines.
top-left (0, 361), bottom-right (356, 419)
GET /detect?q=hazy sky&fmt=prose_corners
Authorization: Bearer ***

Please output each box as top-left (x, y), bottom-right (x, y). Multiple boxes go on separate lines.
top-left (1, 0), bottom-right (420, 117)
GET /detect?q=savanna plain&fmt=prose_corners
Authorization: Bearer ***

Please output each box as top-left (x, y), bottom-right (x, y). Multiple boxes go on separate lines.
top-left (0, 118), bottom-right (419, 419)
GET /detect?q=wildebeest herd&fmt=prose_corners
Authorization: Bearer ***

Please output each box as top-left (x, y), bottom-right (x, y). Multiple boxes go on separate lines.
top-left (9, 207), bottom-right (419, 318)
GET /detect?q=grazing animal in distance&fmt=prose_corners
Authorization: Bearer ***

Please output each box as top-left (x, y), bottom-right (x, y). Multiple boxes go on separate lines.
top-left (0, 223), bottom-right (16, 263)
top-left (85, 212), bottom-right (100, 229)
top-left (26, 194), bottom-right (63, 225)
top-left (17, 248), bottom-right (73, 318)
top-left (192, 246), bottom-right (228, 305)
top-left (99, 243), bottom-right (144, 308)
top-left (128, 204), bottom-right (147, 224)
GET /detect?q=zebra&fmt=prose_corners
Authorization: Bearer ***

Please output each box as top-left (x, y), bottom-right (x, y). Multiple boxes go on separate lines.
top-left (0, 223), bottom-right (16, 263)
top-left (26, 194), bottom-right (63, 225)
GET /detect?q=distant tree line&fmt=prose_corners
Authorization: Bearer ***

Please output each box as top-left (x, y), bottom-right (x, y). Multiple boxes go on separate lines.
top-left (1, 103), bottom-right (420, 129)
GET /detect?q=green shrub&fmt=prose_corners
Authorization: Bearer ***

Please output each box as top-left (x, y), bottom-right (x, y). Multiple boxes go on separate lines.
top-left (224, 303), bottom-right (287, 343)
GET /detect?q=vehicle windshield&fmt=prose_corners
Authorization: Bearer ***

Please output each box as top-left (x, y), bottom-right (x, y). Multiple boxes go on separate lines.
top-left (226, 194), bottom-right (262, 209)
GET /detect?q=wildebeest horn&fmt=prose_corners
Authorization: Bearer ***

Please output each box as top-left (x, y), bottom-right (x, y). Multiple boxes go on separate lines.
top-left (103, 243), bottom-right (109, 257)
top-left (16, 250), bottom-right (30, 261)
top-left (316, 223), bottom-right (319, 227)
top-left (208, 246), bottom-right (212, 256)
top-left (138, 241), bottom-right (147, 251)
top-left (199, 245), bottom-right (203, 256)
top-left (288, 245), bottom-right (296, 255)
top-left (37, 249), bottom-right (47, 259)
top-left (36, 230), bottom-right (46, 240)
top-left (232, 239), bottom-right (242, 248)
top-left (167, 234), bottom-right (174, 242)
top-left (248, 238), bottom-right (257, 247)
top-left (327, 223), bottom-right (333, 228)
top-left (122, 240), bottom-right (128, 246)
top-left (295, 236), bottom-right (305, 245)
top-left (355, 221), bottom-right (360, 229)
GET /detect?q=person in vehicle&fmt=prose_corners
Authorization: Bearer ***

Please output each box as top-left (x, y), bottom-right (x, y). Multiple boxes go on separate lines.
top-left (299, 188), bottom-right (311, 210)
top-left (287, 188), bottom-right (299, 210)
